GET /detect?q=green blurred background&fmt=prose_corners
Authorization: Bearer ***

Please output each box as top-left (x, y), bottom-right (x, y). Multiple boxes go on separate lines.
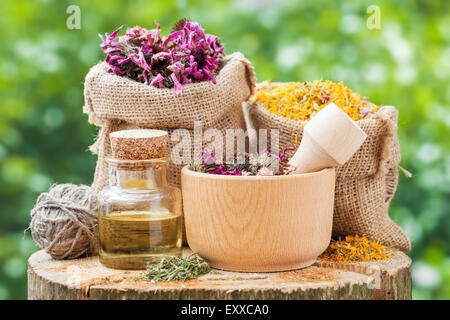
top-left (0, 0), bottom-right (449, 299)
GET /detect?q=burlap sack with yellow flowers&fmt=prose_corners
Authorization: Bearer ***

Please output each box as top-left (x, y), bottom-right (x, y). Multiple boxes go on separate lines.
top-left (245, 96), bottom-right (411, 252)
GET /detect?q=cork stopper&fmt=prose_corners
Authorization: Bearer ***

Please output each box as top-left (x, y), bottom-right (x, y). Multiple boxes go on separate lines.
top-left (110, 129), bottom-right (168, 160)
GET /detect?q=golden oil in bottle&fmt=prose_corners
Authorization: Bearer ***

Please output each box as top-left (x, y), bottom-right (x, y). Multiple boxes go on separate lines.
top-left (98, 131), bottom-right (183, 270)
top-left (98, 210), bottom-right (182, 269)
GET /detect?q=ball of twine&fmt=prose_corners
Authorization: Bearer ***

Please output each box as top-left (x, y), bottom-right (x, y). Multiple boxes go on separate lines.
top-left (29, 184), bottom-right (98, 260)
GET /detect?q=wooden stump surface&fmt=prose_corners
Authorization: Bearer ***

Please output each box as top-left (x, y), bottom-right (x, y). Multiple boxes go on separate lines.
top-left (28, 248), bottom-right (411, 300)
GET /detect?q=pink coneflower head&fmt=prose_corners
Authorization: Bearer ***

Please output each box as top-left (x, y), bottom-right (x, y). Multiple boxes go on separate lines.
top-left (99, 19), bottom-right (224, 93)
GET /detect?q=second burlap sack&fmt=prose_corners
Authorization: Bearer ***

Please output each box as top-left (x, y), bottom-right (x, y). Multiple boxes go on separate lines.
top-left (246, 98), bottom-right (411, 252)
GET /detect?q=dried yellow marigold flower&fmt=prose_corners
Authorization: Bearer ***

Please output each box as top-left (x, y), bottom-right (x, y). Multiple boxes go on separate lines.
top-left (319, 235), bottom-right (393, 262)
top-left (251, 80), bottom-right (379, 122)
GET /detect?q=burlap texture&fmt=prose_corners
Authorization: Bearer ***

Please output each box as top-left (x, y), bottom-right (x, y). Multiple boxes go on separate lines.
top-left (83, 53), bottom-right (255, 244)
top-left (246, 95), bottom-right (411, 252)
top-left (84, 52), bottom-right (255, 193)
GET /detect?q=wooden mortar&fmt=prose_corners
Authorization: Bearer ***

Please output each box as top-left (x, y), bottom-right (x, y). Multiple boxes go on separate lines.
top-left (181, 166), bottom-right (335, 272)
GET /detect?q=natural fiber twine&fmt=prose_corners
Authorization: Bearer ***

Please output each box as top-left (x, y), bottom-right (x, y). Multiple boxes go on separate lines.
top-left (245, 88), bottom-right (411, 252)
top-left (29, 184), bottom-right (98, 260)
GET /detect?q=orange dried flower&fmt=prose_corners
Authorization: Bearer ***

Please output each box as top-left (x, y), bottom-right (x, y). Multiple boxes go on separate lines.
top-left (251, 80), bottom-right (379, 122)
top-left (319, 235), bottom-right (393, 262)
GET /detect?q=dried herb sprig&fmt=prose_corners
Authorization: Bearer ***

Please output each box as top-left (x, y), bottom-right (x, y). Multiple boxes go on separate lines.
top-left (136, 255), bottom-right (212, 283)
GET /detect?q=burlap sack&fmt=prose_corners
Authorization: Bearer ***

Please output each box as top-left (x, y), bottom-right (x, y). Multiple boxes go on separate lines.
top-left (83, 52), bottom-right (255, 243)
top-left (246, 96), bottom-right (411, 252)
top-left (83, 52), bottom-right (255, 193)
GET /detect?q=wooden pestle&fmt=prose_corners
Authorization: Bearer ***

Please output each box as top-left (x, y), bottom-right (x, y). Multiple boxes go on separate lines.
top-left (289, 102), bottom-right (367, 174)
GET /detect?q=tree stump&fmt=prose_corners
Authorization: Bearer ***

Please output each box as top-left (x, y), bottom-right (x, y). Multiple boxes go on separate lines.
top-left (28, 248), bottom-right (411, 300)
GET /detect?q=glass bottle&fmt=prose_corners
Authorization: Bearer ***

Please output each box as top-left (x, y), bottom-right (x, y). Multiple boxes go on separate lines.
top-left (97, 156), bottom-right (182, 269)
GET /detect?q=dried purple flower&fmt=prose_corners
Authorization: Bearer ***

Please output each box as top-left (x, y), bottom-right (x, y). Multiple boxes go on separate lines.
top-left (150, 73), bottom-right (164, 88)
top-left (279, 147), bottom-right (295, 162)
top-left (359, 106), bottom-right (372, 118)
top-left (98, 20), bottom-right (225, 93)
top-left (189, 148), bottom-right (296, 176)
top-left (257, 167), bottom-right (274, 176)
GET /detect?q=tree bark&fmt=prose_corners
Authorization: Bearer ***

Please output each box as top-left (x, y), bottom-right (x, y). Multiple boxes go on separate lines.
top-left (28, 248), bottom-right (411, 300)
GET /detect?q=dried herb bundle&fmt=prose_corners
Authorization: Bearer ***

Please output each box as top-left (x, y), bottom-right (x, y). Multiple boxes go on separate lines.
top-left (137, 255), bottom-right (212, 283)
top-left (189, 148), bottom-right (296, 176)
top-left (99, 19), bottom-right (224, 93)
top-left (319, 235), bottom-right (393, 262)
